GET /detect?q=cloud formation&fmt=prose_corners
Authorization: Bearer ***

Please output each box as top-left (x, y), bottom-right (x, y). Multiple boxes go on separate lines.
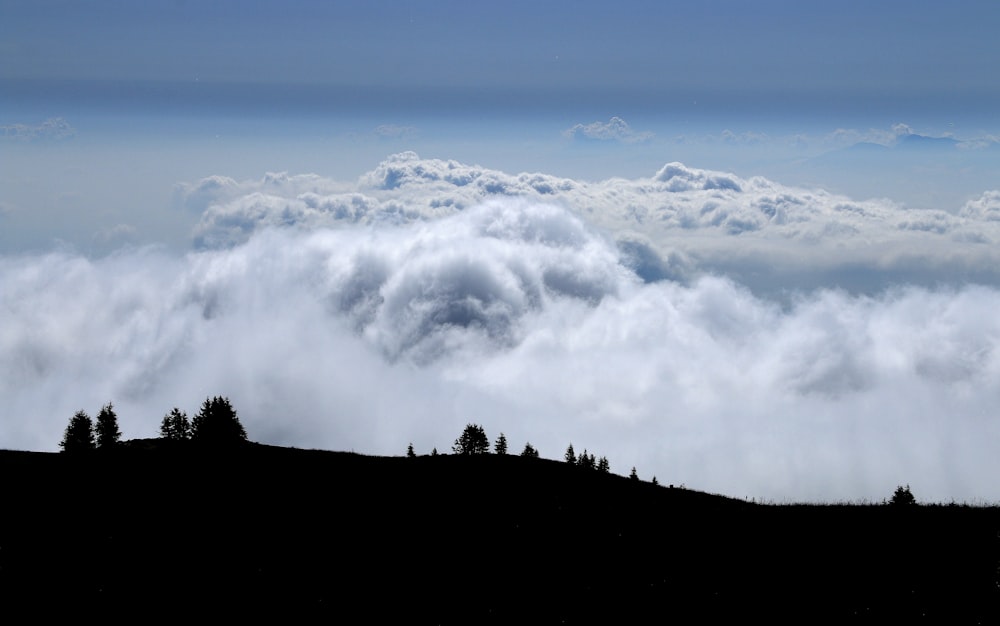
top-left (563, 117), bottom-right (653, 143)
top-left (1, 117), bottom-right (76, 141)
top-left (179, 152), bottom-right (1000, 295)
top-left (4, 196), bottom-right (1000, 504)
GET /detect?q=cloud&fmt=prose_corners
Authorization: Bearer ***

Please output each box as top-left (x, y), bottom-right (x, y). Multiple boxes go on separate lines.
top-left (374, 124), bottom-right (418, 139)
top-left (720, 129), bottom-right (770, 145)
top-left (563, 117), bottom-right (653, 143)
top-left (183, 152), bottom-right (1000, 295)
top-left (4, 204), bottom-right (1000, 505)
top-left (1, 117), bottom-right (76, 141)
top-left (959, 190), bottom-right (1000, 221)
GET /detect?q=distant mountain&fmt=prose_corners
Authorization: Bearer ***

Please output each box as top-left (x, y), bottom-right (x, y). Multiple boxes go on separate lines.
top-left (894, 132), bottom-right (961, 151)
top-left (1, 442), bottom-right (997, 623)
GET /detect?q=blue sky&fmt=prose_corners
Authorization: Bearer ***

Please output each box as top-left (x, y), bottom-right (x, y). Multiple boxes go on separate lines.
top-left (3, 1), bottom-right (1000, 502)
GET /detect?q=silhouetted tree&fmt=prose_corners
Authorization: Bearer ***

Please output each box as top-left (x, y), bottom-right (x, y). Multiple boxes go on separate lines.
top-left (890, 484), bottom-right (917, 506)
top-left (521, 442), bottom-right (539, 458)
top-left (94, 402), bottom-right (121, 449)
top-left (407, 443), bottom-right (416, 458)
top-left (596, 456), bottom-right (610, 473)
top-left (564, 444), bottom-right (576, 464)
top-left (60, 410), bottom-right (95, 453)
top-left (651, 476), bottom-right (659, 486)
top-left (629, 467), bottom-right (639, 481)
top-left (191, 396), bottom-right (247, 446)
top-left (577, 450), bottom-right (595, 470)
top-left (431, 447), bottom-right (438, 456)
top-left (453, 423), bottom-right (490, 455)
top-left (160, 408), bottom-right (191, 441)
top-left (494, 432), bottom-right (508, 455)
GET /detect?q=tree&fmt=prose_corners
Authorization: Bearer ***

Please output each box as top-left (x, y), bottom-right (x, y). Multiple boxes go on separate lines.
top-left (651, 476), bottom-right (659, 486)
top-left (95, 402), bottom-right (121, 449)
top-left (60, 410), bottom-right (95, 453)
top-left (629, 467), bottom-right (639, 481)
top-left (431, 447), bottom-right (438, 456)
top-left (890, 484), bottom-right (917, 506)
top-left (564, 443), bottom-right (576, 464)
top-left (521, 442), bottom-right (539, 458)
top-left (407, 443), bottom-right (416, 458)
top-left (494, 432), bottom-right (508, 455)
top-left (191, 396), bottom-right (248, 446)
top-left (577, 450), bottom-right (595, 470)
top-left (160, 408), bottom-right (191, 441)
top-left (596, 456), bottom-right (610, 473)
top-left (453, 424), bottom-right (490, 455)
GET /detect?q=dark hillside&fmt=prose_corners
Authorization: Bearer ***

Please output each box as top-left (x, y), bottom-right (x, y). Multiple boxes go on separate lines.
top-left (1, 444), bottom-right (997, 623)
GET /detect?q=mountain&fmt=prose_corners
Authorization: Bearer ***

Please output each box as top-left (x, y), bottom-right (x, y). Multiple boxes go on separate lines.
top-left (1, 442), bottom-right (997, 623)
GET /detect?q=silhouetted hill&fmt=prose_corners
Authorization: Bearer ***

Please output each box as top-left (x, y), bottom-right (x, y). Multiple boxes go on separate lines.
top-left (1, 443), bottom-right (997, 623)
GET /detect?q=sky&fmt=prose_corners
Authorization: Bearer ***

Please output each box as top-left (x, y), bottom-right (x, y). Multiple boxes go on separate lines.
top-left (3, 0), bottom-right (1000, 503)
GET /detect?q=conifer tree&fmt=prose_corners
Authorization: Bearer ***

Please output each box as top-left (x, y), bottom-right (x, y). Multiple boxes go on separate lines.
top-left (191, 396), bottom-right (247, 446)
top-left (60, 410), bottom-right (95, 453)
top-left (630, 466), bottom-right (639, 481)
top-left (160, 408), bottom-right (191, 441)
top-left (494, 432), bottom-right (508, 455)
top-left (95, 402), bottom-right (121, 449)
top-left (453, 424), bottom-right (490, 455)
top-left (407, 443), bottom-right (416, 458)
top-left (521, 442), bottom-right (539, 458)
top-left (564, 443), bottom-right (576, 464)
top-left (597, 456), bottom-right (610, 473)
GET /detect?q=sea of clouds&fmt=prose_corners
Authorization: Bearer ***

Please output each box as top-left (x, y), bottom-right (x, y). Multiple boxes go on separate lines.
top-left (4, 152), bottom-right (1000, 503)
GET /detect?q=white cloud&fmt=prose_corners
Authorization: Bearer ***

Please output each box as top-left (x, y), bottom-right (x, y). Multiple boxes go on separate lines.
top-left (374, 124), bottom-right (418, 139)
top-left (563, 117), bottom-right (653, 143)
top-left (1, 117), bottom-right (77, 141)
top-left (183, 152), bottom-right (1000, 295)
top-left (4, 205), bottom-right (1000, 505)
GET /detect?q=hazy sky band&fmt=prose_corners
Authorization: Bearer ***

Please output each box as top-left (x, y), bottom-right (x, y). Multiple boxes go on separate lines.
top-left (3, 1), bottom-right (998, 97)
top-left (6, 79), bottom-right (1000, 132)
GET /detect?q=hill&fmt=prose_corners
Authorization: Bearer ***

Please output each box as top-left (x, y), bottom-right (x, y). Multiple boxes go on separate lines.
top-left (1, 442), bottom-right (997, 623)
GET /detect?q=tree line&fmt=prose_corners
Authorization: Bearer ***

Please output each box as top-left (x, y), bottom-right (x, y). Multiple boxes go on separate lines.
top-left (59, 396), bottom-right (248, 452)
top-left (59, 408), bottom-right (919, 504)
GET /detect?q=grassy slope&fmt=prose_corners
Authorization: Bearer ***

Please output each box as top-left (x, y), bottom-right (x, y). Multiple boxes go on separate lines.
top-left (1, 442), bottom-right (997, 623)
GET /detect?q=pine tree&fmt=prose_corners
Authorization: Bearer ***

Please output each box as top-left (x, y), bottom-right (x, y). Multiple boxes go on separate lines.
top-left (651, 476), bottom-right (659, 486)
top-left (60, 410), bottom-right (95, 453)
top-left (597, 456), bottom-right (610, 473)
top-left (629, 466), bottom-right (639, 481)
top-left (94, 402), bottom-right (121, 449)
top-left (431, 447), bottom-right (438, 456)
top-left (407, 443), bottom-right (416, 458)
top-left (890, 484), bottom-right (917, 506)
top-left (191, 396), bottom-right (248, 446)
top-left (521, 442), bottom-right (539, 458)
top-left (453, 424), bottom-right (490, 455)
top-left (564, 443), bottom-right (576, 464)
top-left (494, 432), bottom-right (508, 455)
top-left (160, 408), bottom-right (191, 441)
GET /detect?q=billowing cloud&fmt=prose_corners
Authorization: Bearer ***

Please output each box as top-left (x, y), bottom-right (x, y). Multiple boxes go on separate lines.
top-left (183, 152), bottom-right (1000, 295)
top-left (1, 117), bottom-right (76, 141)
top-left (563, 117), bottom-right (653, 143)
top-left (3, 196), bottom-right (1000, 505)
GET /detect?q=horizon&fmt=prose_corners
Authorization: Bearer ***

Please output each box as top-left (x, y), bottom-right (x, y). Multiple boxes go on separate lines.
top-left (3, 0), bottom-right (1000, 503)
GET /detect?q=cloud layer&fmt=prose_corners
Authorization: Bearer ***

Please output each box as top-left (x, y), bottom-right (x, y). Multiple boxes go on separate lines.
top-left (180, 152), bottom-right (1000, 296)
top-left (4, 192), bottom-right (1000, 503)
